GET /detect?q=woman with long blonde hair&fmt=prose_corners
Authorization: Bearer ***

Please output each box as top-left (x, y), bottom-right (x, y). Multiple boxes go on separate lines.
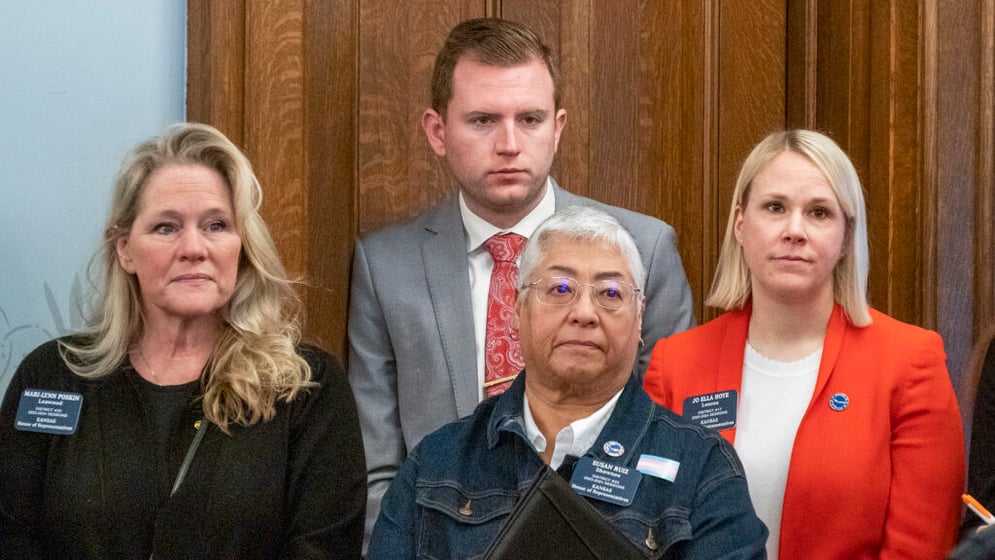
top-left (0, 123), bottom-right (365, 559)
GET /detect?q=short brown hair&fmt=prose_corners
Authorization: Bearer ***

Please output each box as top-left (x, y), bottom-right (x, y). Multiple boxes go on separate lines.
top-left (430, 18), bottom-right (562, 116)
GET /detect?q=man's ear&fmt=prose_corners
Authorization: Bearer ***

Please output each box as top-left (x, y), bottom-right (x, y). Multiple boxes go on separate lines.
top-left (552, 108), bottom-right (567, 151)
top-left (422, 108), bottom-right (447, 157)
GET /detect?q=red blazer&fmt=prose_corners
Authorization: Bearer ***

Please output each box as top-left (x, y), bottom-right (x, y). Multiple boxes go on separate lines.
top-left (644, 305), bottom-right (965, 560)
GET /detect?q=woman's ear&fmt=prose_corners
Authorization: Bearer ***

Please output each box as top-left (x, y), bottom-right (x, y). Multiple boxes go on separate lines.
top-left (733, 205), bottom-right (745, 244)
top-left (116, 235), bottom-right (135, 274)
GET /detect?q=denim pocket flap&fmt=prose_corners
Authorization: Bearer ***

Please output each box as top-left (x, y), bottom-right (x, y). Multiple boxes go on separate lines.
top-left (415, 483), bottom-right (518, 525)
top-left (611, 508), bottom-right (692, 557)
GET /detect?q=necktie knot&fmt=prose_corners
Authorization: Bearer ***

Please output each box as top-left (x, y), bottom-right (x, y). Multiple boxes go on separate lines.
top-left (484, 233), bottom-right (527, 263)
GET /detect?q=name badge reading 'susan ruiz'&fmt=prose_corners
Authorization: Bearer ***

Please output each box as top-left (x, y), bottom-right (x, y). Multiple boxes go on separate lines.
top-left (570, 456), bottom-right (642, 507)
top-left (15, 389), bottom-right (83, 435)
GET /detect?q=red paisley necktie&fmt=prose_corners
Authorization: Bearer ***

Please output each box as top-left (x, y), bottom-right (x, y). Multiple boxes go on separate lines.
top-left (483, 233), bottom-right (527, 397)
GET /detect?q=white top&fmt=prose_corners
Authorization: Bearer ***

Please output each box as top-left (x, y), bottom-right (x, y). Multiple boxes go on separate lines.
top-left (460, 181), bottom-right (556, 400)
top-left (734, 342), bottom-right (821, 560)
top-left (522, 388), bottom-right (623, 470)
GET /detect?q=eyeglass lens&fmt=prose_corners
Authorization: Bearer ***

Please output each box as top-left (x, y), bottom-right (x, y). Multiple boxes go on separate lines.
top-left (533, 277), bottom-right (635, 309)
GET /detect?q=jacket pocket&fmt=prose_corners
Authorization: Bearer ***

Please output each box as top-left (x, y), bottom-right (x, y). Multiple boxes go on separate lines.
top-left (609, 507), bottom-right (692, 559)
top-left (414, 482), bottom-right (518, 559)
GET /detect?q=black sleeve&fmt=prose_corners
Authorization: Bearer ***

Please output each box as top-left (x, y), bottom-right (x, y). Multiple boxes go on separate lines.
top-left (0, 341), bottom-right (60, 559)
top-left (281, 345), bottom-right (367, 559)
top-left (965, 338), bottom-right (995, 533)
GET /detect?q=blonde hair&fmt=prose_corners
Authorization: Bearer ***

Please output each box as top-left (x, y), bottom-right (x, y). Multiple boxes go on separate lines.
top-left (60, 122), bottom-right (312, 431)
top-left (707, 129), bottom-right (871, 326)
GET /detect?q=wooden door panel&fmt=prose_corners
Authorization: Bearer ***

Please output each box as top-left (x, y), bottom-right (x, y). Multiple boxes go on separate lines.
top-left (187, 0), bottom-right (993, 391)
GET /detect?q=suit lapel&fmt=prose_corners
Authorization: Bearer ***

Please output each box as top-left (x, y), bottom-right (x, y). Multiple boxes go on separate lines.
top-left (719, 308), bottom-right (751, 390)
top-left (422, 199), bottom-right (479, 417)
top-left (714, 308), bottom-right (752, 443)
top-left (809, 304), bottom-right (847, 408)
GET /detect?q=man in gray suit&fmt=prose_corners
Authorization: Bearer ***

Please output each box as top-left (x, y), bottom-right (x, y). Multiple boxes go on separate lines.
top-left (347, 18), bottom-right (694, 546)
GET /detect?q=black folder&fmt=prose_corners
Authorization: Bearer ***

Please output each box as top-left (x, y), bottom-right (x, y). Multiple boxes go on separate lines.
top-left (483, 466), bottom-right (645, 559)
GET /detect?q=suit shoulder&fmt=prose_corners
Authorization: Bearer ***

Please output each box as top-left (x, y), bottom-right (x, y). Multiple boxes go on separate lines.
top-left (563, 192), bottom-right (674, 233)
top-left (9, 337), bottom-right (86, 390)
top-left (862, 308), bottom-right (942, 345)
top-left (357, 197), bottom-right (455, 247)
top-left (666, 311), bottom-right (740, 345)
top-left (850, 309), bottom-right (945, 368)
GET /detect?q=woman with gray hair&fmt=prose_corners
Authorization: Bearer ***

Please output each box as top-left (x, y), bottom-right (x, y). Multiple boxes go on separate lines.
top-left (369, 204), bottom-right (766, 558)
top-left (644, 129), bottom-right (964, 559)
top-left (0, 123), bottom-right (365, 559)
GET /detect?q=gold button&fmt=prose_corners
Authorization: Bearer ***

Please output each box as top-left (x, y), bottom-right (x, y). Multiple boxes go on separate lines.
top-left (645, 528), bottom-right (658, 551)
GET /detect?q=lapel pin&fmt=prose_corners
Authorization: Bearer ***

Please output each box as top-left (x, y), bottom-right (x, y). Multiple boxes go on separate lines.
top-left (603, 441), bottom-right (625, 457)
top-left (829, 393), bottom-right (849, 411)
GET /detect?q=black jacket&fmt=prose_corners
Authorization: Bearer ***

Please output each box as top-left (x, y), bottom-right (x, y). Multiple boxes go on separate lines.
top-left (0, 339), bottom-right (365, 559)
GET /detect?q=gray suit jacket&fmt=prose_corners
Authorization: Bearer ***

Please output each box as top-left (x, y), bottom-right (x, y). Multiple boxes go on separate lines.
top-left (347, 181), bottom-right (694, 543)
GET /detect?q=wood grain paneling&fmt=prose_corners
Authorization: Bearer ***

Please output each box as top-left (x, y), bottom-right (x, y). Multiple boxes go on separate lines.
top-left (187, 0), bottom-right (995, 390)
top-left (979, 0), bottom-right (995, 332)
top-left (503, 1), bottom-right (787, 323)
top-left (784, 0), bottom-right (994, 387)
top-left (244, 1), bottom-right (306, 278)
top-left (712, 0), bottom-right (787, 322)
top-left (187, 1), bottom-right (245, 143)
top-left (356, 0), bottom-right (481, 233)
top-left (934, 0), bottom-right (988, 387)
top-left (302, 0), bottom-right (357, 353)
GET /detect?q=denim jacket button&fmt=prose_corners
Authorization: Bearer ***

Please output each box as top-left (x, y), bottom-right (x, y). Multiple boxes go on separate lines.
top-left (645, 528), bottom-right (658, 551)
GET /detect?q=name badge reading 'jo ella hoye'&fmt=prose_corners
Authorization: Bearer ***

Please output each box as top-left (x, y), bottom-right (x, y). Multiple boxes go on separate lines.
top-left (15, 388), bottom-right (83, 435)
top-left (683, 390), bottom-right (738, 431)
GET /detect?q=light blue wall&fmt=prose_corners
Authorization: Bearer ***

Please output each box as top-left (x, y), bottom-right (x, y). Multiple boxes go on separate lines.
top-left (0, 2), bottom-right (186, 395)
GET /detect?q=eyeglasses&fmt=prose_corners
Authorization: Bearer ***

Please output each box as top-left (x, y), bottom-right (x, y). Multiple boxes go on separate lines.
top-left (525, 277), bottom-right (641, 310)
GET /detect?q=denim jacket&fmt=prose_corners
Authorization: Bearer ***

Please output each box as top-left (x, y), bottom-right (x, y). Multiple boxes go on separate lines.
top-left (369, 373), bottom-right (767, 559)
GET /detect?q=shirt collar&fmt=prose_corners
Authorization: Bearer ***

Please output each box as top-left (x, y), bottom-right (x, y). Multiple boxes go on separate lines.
top-left (489, 372), bottom-right (651, 466)
top-left (459, 178), bottom-right (556, 253)
top-left (522, 388), bottom-right (623, 469)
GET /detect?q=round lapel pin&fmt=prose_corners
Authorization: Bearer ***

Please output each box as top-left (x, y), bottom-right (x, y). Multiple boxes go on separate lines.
top-left (829, 393), bottom-right (849, 411)
top-left (603, 441), bottom-right (625, 457)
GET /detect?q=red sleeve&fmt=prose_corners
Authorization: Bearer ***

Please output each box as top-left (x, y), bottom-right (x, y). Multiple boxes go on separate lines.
top-left (880, 330), bottom-right (965, 559)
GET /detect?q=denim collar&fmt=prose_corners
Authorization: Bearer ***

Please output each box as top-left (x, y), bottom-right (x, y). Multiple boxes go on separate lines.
top-left (487, 371), bottom-right (655, 468)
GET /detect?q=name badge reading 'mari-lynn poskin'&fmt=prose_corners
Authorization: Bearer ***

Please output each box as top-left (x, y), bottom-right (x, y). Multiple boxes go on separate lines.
top-left (14, 388), bottom-right (83, 435)
top-left (682, 390), bottom-right (738, 431)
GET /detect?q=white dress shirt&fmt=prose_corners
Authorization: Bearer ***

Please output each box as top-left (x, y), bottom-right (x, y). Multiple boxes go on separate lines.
top-left (522, 389), bottom-right (623, 470)
top-left (460, 180), bottom-right (556, 400)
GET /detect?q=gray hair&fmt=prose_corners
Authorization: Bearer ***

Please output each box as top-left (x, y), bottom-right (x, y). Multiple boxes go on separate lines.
top-left (517, 206), bottom-right (646, 293)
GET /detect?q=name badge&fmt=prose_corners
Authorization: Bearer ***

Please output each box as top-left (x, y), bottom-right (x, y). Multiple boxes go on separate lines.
top-left (569, 456), bottom-right (641, 507)
top-left (15, 388), bottom-right (83, 435)
top-left (683, 390), bottom-right (738, 430)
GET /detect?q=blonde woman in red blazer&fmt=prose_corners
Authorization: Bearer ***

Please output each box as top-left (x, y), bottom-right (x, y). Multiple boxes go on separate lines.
top-left (644, 130), bottom-right (964, 560)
